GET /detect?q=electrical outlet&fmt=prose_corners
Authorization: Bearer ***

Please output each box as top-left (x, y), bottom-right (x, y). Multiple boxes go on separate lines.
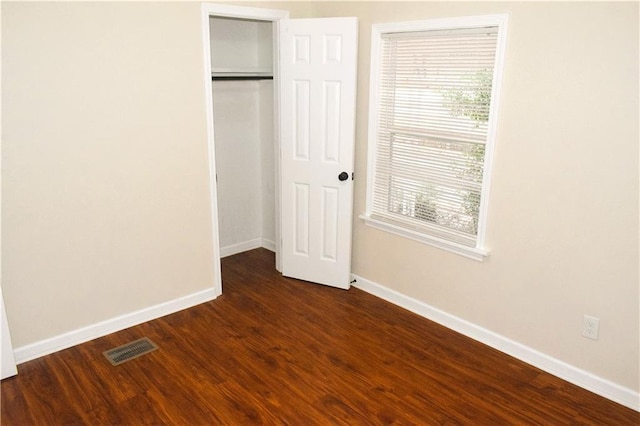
top-left (582, 315), bottom-right (600, 340)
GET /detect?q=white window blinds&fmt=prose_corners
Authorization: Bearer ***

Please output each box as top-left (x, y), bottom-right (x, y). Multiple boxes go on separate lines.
top-left (371, 25), bottom-right (500, 248)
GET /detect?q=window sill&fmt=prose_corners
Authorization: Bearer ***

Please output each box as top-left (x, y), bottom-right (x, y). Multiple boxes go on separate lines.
top-left (359, 214), bottom-right (489, 262)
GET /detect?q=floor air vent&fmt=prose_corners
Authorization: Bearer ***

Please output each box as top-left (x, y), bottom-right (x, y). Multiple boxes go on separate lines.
top-left (103, 337), bottom-right (158, 366)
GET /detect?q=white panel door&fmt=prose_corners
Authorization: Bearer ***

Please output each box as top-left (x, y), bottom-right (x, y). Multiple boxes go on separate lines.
top-left (280, 17), bottom-right (358, 289)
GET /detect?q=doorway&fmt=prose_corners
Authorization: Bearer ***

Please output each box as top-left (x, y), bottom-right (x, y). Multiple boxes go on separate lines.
top-left (202, 4), bottom-right (289, 295)
top-left (202, 4), bottom-right (358, 293)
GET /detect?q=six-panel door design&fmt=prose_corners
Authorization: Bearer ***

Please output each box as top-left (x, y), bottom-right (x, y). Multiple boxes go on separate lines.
top-left (280, 18), bottom-right (358, 289)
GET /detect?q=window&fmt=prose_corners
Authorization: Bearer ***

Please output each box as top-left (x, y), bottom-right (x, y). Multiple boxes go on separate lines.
top-left (362, 15), bottom-right (508, 261)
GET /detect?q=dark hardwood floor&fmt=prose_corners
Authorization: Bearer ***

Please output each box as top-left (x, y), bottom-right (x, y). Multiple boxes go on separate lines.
top-left (2, 248), bottom-right (638, 425)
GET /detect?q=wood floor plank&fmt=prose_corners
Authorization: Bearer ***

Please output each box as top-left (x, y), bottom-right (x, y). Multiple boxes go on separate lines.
top-left (1, 248), bottom-right (638, 425)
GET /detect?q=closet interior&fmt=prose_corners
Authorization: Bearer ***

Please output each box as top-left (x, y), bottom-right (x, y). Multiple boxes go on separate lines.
top-left (209, 16), bottom-right (277, 258)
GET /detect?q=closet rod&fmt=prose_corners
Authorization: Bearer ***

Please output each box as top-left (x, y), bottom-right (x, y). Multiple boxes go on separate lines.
top-left (211, 76), bottom-right (274, 81)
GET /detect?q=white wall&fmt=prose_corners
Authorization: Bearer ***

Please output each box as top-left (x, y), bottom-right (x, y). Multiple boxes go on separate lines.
top-left (213, 80), bottom-right (275, 250)
top-left (259, 82), bottom-right (276, 245)
top-left (209, 16), bottom-right (273, 72)
top-left (210, 17), bottom-right (276, 253)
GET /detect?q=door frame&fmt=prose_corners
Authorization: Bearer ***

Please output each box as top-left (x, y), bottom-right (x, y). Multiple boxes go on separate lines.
top-left (1, 289), bottom-right (17, 379)
top-left (201, 3), bottom-right (289, 294)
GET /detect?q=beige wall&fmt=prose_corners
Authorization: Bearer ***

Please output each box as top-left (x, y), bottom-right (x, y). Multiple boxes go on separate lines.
top-left (2, 0), bottom-right (638, 397)
top-left (304, 1), bottom-right (639, 392)
top-left (2, 2), bottom-right (215, 346)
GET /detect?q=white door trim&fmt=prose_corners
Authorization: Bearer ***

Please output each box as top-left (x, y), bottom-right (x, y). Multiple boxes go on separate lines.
top-left (1, 289), bottom-right (18, 379)
top-left (201, 3), bottom-right (290, 292)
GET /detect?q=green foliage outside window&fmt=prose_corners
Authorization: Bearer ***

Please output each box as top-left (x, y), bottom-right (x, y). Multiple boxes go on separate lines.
top-left (412, 69), bottom-right (492, 235)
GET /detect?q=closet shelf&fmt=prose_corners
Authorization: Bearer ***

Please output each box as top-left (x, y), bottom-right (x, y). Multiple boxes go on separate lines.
top-left (212, 74), bottom-right (273, 81)
top-left (211, 68), bottom-right (273, 81)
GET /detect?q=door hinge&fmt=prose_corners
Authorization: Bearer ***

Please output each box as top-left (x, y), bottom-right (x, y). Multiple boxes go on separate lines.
top-left (352, 172), bottom-right (355, 181)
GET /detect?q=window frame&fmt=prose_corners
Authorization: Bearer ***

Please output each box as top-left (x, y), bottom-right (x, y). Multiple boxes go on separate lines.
top-left (361, 14), bottom-right (509, 261)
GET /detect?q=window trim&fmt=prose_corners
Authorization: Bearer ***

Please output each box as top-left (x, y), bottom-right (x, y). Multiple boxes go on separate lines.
top-left (362, 14), bottom-right (509, 261)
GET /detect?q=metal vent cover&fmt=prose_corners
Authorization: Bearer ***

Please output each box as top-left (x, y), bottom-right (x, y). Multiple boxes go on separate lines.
top-left (103, 337), bottom-right (158, 366)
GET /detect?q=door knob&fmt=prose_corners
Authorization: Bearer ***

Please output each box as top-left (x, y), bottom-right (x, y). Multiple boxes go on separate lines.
top-left (338, 172), bottom-right (349, 181)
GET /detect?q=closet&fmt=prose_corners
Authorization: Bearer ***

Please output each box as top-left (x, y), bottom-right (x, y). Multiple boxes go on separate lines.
top-left (204, 4), bottom-right (358, 290)
top-left (209, 16), bottom-right (277, 259)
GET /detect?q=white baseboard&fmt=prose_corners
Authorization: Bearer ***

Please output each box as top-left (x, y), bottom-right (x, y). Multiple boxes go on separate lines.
top-left (261, 238), bottom-right (276, 252)
top-left (220, 238), bottom-right (263, 258)
top-left (351, 274), bottom-right (640, 412)
top-left (14, 287), bottom-right (219, 364)
top-left (220, 238), bottom-right (276, 258)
